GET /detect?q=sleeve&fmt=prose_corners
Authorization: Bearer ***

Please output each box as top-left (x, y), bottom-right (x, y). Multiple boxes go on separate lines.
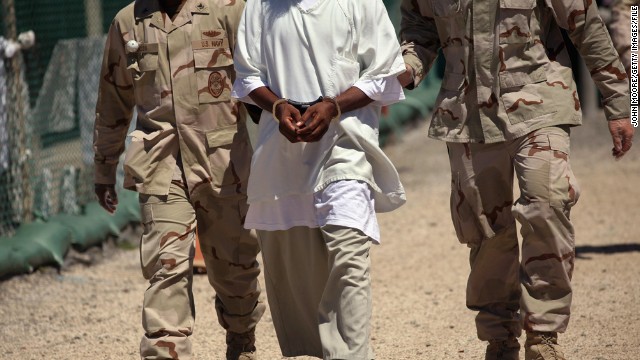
top-left (93, 19), bottom-right (135, 185)
top-left (610, 0), bottom-right (633, 73)
top-left (226, 0), bottom-right (245, 75)
top-left (356, 0), bottom-right (407, 81)
top-left (399, 0), bottom-right (441, 89)
top-left (231, 0), bottom-right (268, 103)
top-left (544, 0), bottom-right (630, 120)
top-left (353, 76), bottom-right (406, 106)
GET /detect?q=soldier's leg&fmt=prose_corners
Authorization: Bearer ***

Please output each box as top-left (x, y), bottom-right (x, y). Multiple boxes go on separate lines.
top-left (447, 142), bottom-right (522, 341)
top-left (139, 181), bottom-right (197, 359)
top-left (318, 224), bottom-right (373, 360)
top-left (512, 126), bottom-right (579, 333)
top-left (192, 191), bottom-right (265, 334)
top-left (257, 227), bottom-right (328, 358)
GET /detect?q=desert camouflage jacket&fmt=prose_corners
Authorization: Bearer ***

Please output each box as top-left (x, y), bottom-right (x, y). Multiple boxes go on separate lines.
top-left (401, 0), bottom-right (630, 143)
top-left (94, 0), bottom-right (252, 197)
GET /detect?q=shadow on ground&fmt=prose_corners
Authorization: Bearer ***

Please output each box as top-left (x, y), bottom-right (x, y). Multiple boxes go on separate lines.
top-left (576, 243), bottom-right (640, 259)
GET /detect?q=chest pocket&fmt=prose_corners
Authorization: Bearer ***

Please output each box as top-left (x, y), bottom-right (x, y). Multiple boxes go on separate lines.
top-left (128, 47), bottom-right (160, 111)
top-left (499, 0), bottom-right (536, 44)
top-left (193, 30), bottom-right (234, 104)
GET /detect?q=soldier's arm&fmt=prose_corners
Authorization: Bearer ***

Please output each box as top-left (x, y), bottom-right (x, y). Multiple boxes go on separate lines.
top-left (93, 19), bottom-right (135, 185)
top-left (545, 0), bottom-right (633, 158)
top-left (399, 0), bottom-right (440, 89)
top-left (545, 0), bottom-right (629, 121)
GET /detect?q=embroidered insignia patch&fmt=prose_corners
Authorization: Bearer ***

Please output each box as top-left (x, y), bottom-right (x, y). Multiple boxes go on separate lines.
top-left (208, 71), bottom-right (224, 98)
top-left (202, 30), bottom-right (222, 38)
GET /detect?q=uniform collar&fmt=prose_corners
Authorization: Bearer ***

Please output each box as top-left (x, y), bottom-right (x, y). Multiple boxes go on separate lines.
top-left (134, 0), bottom-right (161, 20)
top-left (133, 0), bottom-right (210, 33)
top-left (170, 0), bottom-right (210, 30)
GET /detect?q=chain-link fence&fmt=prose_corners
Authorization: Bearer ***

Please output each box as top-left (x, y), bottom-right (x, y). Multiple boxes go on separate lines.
top-left (0, 0), bottom-right (130, 237)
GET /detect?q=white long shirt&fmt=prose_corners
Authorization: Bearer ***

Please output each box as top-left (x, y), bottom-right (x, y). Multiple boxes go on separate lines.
top-left (232, 0), bottom-right (406, 241)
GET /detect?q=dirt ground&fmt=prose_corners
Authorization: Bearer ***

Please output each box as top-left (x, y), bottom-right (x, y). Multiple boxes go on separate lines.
top-left (1, 113), bottom-right (638, 360)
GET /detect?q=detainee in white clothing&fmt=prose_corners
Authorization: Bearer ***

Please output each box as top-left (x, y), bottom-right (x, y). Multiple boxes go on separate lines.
top-left (231, 0), bottom-right (407, 358)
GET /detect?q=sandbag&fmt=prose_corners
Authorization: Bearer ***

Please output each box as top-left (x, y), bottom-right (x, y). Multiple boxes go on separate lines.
top-left (0, 221), bottom-right (72, 278)
top-left (48, 190), bottom-right (139, 251)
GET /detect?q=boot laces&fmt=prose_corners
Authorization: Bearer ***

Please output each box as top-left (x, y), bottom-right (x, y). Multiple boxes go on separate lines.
top-left (539, 333), bottom-right (559, 359)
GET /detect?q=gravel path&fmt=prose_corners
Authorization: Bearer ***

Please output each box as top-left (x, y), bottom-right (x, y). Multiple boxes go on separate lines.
top-left (1, 115), bottom-right (638, 360)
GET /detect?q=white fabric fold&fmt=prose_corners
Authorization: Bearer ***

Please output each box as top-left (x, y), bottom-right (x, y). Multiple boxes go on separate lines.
top-left (232, 0), bottom-right (407, 237)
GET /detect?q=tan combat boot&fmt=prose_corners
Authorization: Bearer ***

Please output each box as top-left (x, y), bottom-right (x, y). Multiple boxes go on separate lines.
top-left (226, 327), bottom-right (257, 360)
top-left (486, 337), bottom-right (520, 360)
top-left (525, 331), bottom-right (565, 360)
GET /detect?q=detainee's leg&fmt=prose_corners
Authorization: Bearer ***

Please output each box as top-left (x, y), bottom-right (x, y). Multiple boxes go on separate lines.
top-left (318, 224), bottom-right (373, 360)
top-left (193, 191), bottom-right (265, 334)
top-left (512, 127), bottom-right (579, 333)
top-left (447, 142), bottom-right (522, 341)
top-left (257, 227), bottom-right (328, 358)
top-left (139, 181), bottom-right (197, 359)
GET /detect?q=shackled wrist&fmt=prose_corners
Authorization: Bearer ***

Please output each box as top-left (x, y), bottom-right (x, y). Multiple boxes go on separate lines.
top-left (272, 98), bottom-right (288, 123)
top-left (322, 96), bottom-right (341, 121)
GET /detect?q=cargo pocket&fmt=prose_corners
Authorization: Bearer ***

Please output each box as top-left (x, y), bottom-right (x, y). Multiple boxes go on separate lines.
top-left (547, 130), bottom-right (580, 210)
top-left (194, 46), bottom-right (234, 104)
top-left (498, 0), bottom-right (536, 44)
top-left (500, 65), bottom-right (554, 124)
top-left (206, 125), bottom-right (240, 189)
top-left (450, 172), bottom-right (485, 245)
top-left (129, 51), bottom-right (160, 109)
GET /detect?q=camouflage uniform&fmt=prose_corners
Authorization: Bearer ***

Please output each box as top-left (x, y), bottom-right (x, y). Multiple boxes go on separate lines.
top-left (401, 0), bottom-right (629, 341)
top-left (610, 0), bottom-right (640, 74)
top-left (94, 0), bottom-right (265, 358)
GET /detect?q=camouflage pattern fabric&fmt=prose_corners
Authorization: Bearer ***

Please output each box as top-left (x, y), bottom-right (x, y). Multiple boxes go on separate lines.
top-left (139, 180), bottom-right (264, 359)
top-left (94, 0), bottom-right (252, 198)
top-left (447, 126), bottom-right (579, 339)
top-left (94, 0), bottom-right (265, 358)
top-left (609, 0), bottom-right (640, 74)
top-left (400, 0), bottom-right (630, 144)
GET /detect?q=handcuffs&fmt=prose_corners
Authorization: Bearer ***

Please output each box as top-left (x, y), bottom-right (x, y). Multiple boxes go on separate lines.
top-left (272, 96), bottom-right (341, 123)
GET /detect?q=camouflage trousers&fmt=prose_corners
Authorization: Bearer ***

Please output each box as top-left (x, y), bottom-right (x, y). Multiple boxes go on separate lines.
top-left (138, 180), bottom-right (265, 359)
top-left (447, 126), bottom-right (580, 341)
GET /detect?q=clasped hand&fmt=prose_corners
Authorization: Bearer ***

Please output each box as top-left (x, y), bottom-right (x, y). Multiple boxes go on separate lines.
top-left (275, 101), bottom-right (338, 143)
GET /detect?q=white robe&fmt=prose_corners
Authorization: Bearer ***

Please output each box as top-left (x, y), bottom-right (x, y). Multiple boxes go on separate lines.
top-left (232, 0), bottom-right (406, 239)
